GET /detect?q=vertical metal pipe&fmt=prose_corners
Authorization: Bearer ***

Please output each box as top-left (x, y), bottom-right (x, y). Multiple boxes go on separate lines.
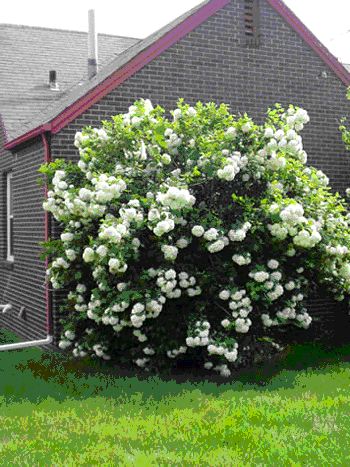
top-left (88, 9), bottom-right (98, 79)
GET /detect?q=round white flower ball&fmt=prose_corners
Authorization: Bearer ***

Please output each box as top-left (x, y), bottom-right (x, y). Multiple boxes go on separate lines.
top-left (221, 319), bottom-right (231, 328)
top-left (219, 290), bottom-right (230, 300)
top-left (191, 225), bottom-right (205, 237)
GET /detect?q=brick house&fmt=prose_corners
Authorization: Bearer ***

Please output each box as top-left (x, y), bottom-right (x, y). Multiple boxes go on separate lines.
top-left (1, 0), bottom-right (350, 346)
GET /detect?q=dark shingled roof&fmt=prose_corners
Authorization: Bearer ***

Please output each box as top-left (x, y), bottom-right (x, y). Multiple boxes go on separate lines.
top-left (0, 24), bottom-right (139, 140)
top-left (2, 0), bottom-right (208, 141)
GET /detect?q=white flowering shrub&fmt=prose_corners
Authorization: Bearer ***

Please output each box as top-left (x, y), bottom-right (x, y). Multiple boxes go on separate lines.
top-left (40, 99), bottom-right (350, 377)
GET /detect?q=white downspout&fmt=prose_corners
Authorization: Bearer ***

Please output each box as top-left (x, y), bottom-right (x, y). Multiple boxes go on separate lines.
top-left (0, 335), bottom-right (53, 351)
top-left (0, 303), bottom-right (53, 351)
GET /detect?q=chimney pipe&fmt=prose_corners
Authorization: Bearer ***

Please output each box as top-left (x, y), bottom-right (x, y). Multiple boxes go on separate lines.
top-left (88, 9), bottom-right (98, 79)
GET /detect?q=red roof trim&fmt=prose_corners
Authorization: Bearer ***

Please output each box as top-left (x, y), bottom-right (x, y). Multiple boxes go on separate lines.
top-left (4, 125), bottom-right (47, 150)
top-left (266, 0), bottom-right (350, 86)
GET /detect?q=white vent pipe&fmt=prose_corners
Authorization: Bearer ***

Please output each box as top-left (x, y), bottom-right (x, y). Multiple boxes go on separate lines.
top-left (88, 9), bottom-right (98, 79)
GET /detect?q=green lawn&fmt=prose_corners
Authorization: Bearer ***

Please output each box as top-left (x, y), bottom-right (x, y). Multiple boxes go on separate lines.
top-left (1, 329), bottom-right (350, 466)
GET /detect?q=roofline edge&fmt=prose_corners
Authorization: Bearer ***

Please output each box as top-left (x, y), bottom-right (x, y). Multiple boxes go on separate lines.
top-left (4, 124), bottom-right (51, 150)
top-left (266, 0), bottom-right (350, 86)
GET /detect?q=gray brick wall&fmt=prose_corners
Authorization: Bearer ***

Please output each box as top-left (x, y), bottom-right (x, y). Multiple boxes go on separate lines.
top-left (2, 0), bottom-right (350, 341)
top-left (0, 135), bottom-right (48, 341)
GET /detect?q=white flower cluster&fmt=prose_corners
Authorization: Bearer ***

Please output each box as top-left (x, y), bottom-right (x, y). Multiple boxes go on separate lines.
top-left (74, 132), bottom-right (90, 148)
top-left (251, 271), bottom-right (270, 283)
top-left (153, 217), bottom-right (175, 237)
top-left (326, 245), bottom-right (349, 256)
top-left (241, 121), bottom-right (252, 133)
top-left (249, 264), bottom-right (285, 302)
top-left (293, 227), bottom-right (322, 249)
top-left (280, 203), bottom-right (305, 224)
top-left (145, 299), bottom-right (164, 319)
top-left (108, 258), bottom-right (128, 275)
top-left (75, 128), bottom-right (109, 149)
top-left (92, 344), bottom-right (111, 360)
top-left (274, 306), bottom-right (312, 329)
top-left (204, 361), bottom-right (232, 378)
top-left (232, 253), bottom-right (251, 266)
top-left (262, 291), bottom-right (311, 329)
top-left (268, 202), bottom-right (322, 248)
top-left (219, 288), bottom-right (253, 333)
top-left (135, 357), bottom-right (150, 368)
top-left (204, 228), bottom-right (219, 241)
top-left (166, 346), bottom-right (187, 359)
top-left (82, 247), bottom-right (95, 263)
top-left (72, 342), bottom-right (88, 358)
top-left (147, 205), bottom-right (178, 238)
top-left (228, 222), bottom-right (252, 242)
top-left (58, 330), bottom-right (76, 350)
top-left (161, 244), bottom-right (178, 261)
top-left (86, 295), bottom-right (102, 322)
top-left (69, 284), bottom-right (88, 313)
top-left (44, 170), bottom-right (127, 222)
top-left (133, 329), bottom-right (148, 343)
top-left (157, 186), bottom-right (196, 210)
top-left (207, 237), bottom-right (228, 254)
top-left (100, 300), bottom-right (130, 330)
top-left (186, 321), bottom-right (210, 347)
top-left (177, 272), bottom-right (201, 296)
top-left (153, 268), bottom-right (200, 299)
top-left (176, 237), bottom-right (189, 249)
top-left (264, 129), bottom-right (305, 164)
top-left (266, 153), bottom-right (287, 171)
top-left (217, 151), bottom-right (246, 181)
top-left (285, 107), bottom-right (310, 132)
top-left (207, 341), bottom-right (238, 363)
top-left (122, 98), bottom-right (154, 126)
top-left (155, 269), bottom-right (181, 299)
top-left (225, 126), bottom-right (237, 139)
top-left (261, 313), bottom-right (278, 328)
top-left (131, 303), bottom-right (146, 328)
top-left (51, 256), bottom-right (69, 271)
top-left (294, 310), bottom-right (312, 328)
top-left (119, 199), bottom-right (144, 225)
top-left (191, 225), bottom-right (205, 237)
top-left (99, 222), bottom-right (129, 244)
top-left (164, 128), bottom-right (182, 154)
top-left (199, 227), bottom-right (229, 254)
top-left (93, 174), bottom-right (127, 204)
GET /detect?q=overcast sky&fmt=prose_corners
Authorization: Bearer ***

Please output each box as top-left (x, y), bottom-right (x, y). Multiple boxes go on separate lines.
top-left (2, 0), bottom-right (350, 63)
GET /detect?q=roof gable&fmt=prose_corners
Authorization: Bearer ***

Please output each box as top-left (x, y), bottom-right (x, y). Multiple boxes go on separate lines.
top-left (3, 0), bottom-right (350, 149)
top-left (266, 0), bottom-right (350, 87)
top-left (0, 24), bottom-right (138, 141)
